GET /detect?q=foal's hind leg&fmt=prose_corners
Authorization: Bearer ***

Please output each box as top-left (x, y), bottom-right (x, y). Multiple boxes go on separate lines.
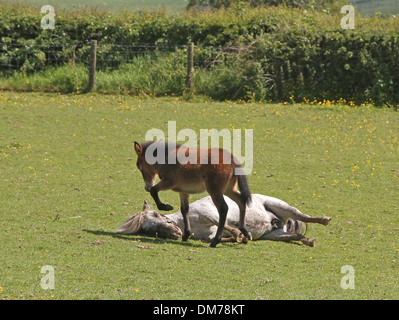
top-left (199, 209), bottom-right (244, 243)
top-left (224, 187), bottom-right (252, 241)
top-left (209, 194), bottom-right (229, 248)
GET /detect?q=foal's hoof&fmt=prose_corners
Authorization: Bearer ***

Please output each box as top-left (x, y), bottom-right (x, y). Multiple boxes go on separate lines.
top-left (158, 204), bottom-right (173, 211)
top-left (244, 231), bottom-right (253, 241)
top-left (210, 236), bottom-right (221, 247)
top-left (240, 228), bottom-right (252, 241)
top-left (182, 232), bottom-right (191, 242)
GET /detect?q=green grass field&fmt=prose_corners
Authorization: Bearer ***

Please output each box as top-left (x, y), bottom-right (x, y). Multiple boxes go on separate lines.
top-left (352, 0), bottom-right (399, 15)
top-left (0, 91), bottom-right (398, 300)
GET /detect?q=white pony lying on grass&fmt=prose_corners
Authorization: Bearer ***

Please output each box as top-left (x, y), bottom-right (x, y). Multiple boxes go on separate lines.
top-left (117, 194), bottom-right (331, 247)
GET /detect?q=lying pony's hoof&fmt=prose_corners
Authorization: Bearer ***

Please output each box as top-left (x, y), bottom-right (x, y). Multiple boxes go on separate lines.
top-left (232, 231), bottom-right (248, 244)
top-left (301, 238), bottom-right (315, 247)
top-left (321, 216), bottom-right (331, 226)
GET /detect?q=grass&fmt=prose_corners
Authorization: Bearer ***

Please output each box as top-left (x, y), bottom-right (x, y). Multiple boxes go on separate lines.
top-left (0, 54), bottom-right (186, 96)
top-left (352, 0), bottom-right (399, 15)
top-left (0, 91), bottom-right (398, 300)
top-left (0, 60), bottom-right (251, 100)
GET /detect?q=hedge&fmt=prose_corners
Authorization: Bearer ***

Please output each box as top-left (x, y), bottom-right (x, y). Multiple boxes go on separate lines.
top-left (1, 3), bottom-right (399, 105)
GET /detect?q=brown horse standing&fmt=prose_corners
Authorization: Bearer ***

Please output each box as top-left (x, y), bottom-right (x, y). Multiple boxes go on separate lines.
top-left (134, 140), bottom-right (252, 247)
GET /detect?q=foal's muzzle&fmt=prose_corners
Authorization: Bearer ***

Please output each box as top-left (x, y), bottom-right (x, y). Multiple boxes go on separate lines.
top-left (144, 183), bottom-right (152, 192)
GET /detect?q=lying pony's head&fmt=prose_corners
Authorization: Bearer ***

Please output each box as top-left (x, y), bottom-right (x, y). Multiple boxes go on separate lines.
top-left (117, 200), bottom-right (182, 240)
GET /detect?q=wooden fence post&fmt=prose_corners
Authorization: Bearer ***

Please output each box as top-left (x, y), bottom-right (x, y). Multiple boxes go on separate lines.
top-left (186, 42), bottom-right (194, 92)
top-left (88, 40), bottom-right (97, 91)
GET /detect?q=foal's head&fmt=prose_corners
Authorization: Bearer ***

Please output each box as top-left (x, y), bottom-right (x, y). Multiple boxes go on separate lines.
top-left (117, 201), bottom-right (182, 240)
top-left (134, 141), bottom-right (158, 192)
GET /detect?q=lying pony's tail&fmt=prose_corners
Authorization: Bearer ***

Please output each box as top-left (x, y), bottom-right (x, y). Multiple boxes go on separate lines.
top-left (286, 218), bottom-right (307, 235)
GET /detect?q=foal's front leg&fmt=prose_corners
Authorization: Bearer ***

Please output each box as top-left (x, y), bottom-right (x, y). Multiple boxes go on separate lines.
top-left (149, 179), bottom-right (174, 211)
top-left (179, 192), bottom-right (191, 242)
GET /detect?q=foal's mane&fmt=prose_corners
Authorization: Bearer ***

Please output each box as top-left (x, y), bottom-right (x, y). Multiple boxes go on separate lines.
top-left (117, 212), bottom-right (146, 234)
top-left (140, 141), bottom-right (182, 151)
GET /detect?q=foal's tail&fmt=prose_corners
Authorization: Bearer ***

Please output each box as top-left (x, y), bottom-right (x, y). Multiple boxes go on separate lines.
top-left (234, 165), bottom-right (252, 206)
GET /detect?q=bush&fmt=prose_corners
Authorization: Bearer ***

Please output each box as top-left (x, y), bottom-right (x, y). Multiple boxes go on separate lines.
top-left (95, 51), bottom-right (187, 95)
top-left (248, 30), bottom-right (399, 105)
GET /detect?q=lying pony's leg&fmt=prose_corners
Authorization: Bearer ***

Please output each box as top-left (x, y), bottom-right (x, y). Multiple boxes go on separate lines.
top-left (263, 197), bottom-right (331, 226)
top-left (219, 236), bottom-right (236, 243)
top-left (200, 211), bottom-right (246, 243)
top-left (203, 226), bottom-right (243, 243)
top-left (223, 224), bottom-right (247, 243)
top-left (261, 229), bottom-right (315, 247)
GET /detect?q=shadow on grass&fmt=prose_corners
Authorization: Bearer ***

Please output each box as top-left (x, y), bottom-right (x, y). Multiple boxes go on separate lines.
top-left (82, 229), bottom-right (307, 249)
top-left (82, 229), bottom-right (206, 248)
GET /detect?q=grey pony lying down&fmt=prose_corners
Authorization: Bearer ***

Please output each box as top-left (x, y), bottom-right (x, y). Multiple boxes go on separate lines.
top-left (117, 194), bottom-right (331, 247)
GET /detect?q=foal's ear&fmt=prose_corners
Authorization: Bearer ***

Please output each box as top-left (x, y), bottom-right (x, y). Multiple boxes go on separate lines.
top-left (134, 141), bottom-right (143, 156)
top-left (143, 200), bottom-right (150, 212)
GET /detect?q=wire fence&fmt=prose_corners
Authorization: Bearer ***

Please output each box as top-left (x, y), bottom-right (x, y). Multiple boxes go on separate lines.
top-left (0, 40), bottom-right (244, 73)
top-left (0, 39), bottom-right (339, 103)
top-left (0, 40), bottom-right (250, 94)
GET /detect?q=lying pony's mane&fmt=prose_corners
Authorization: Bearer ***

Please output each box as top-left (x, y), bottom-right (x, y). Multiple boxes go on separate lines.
top-left (117, 212), bottom-right (146, 234)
